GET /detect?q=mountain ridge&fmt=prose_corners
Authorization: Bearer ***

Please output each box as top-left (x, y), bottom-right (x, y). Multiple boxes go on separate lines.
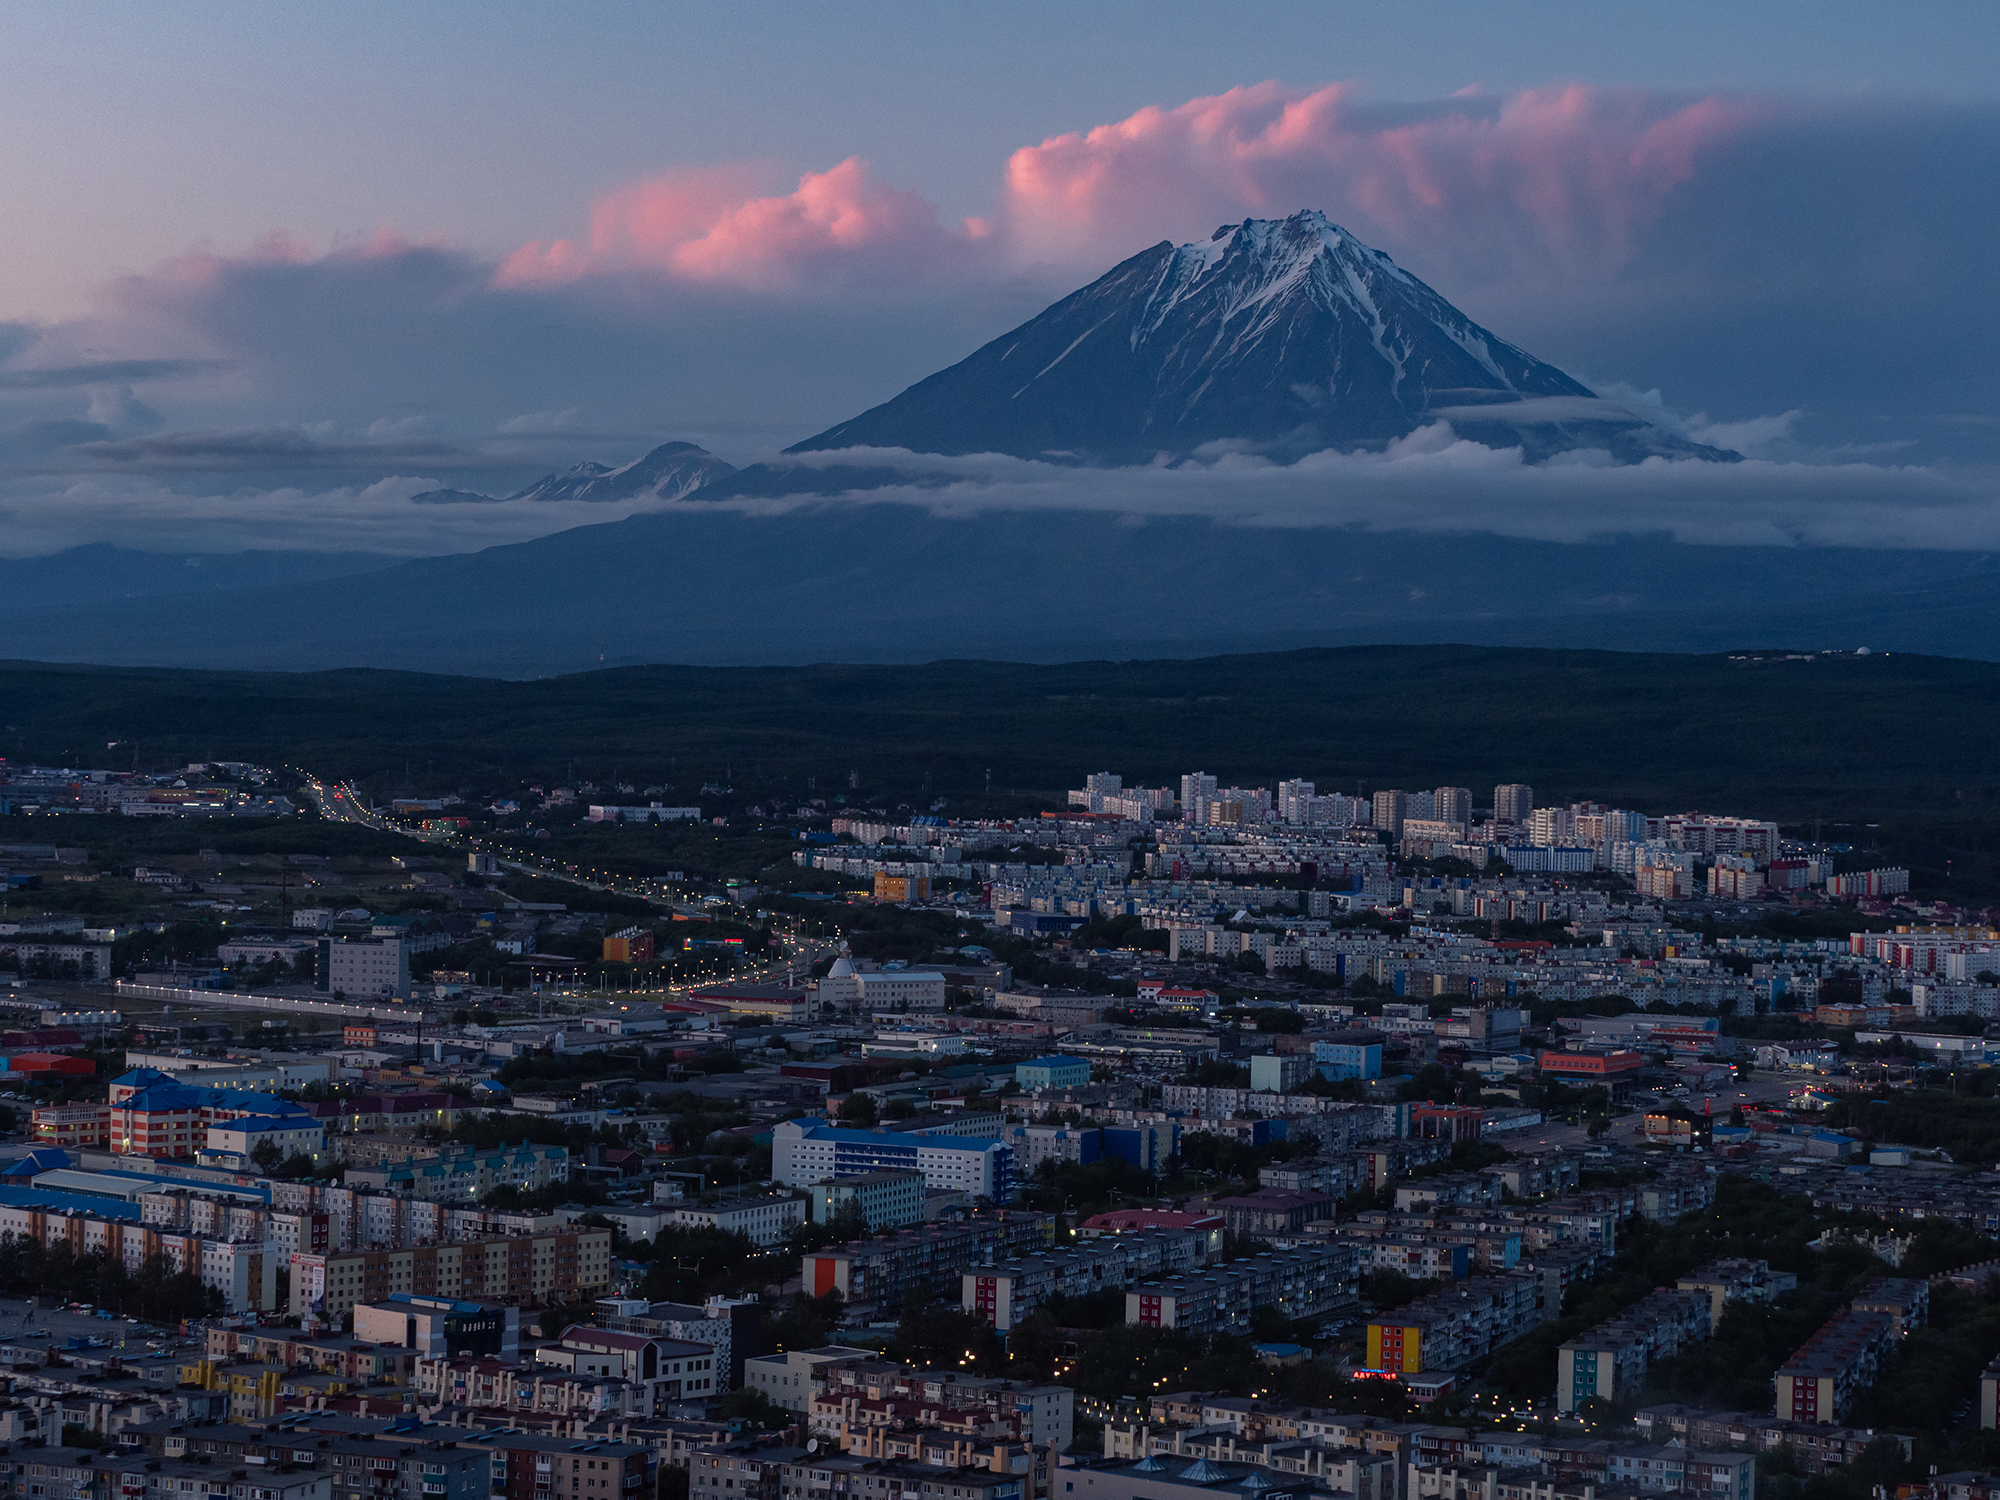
top-left (411, 439), bottom-right (736, 506)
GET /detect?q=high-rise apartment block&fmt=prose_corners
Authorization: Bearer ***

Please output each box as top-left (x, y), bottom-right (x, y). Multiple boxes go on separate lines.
top-left (1181, 772), bottom-right (1217, 823)
top-left (1495, 784), bottom-right (1535, 823)
top-left (1529, 806), bottom-right (1578, 846)
top-left (1433, 787), bottom-right (1473, 827)
top-left (1372, 789), bottom-right (1409, 836)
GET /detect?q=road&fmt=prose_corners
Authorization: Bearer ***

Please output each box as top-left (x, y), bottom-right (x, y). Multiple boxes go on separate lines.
top-left (295, 768), bottom-right (834, 996)
top-left (1511, 1069), bottom-right (1804, 1156)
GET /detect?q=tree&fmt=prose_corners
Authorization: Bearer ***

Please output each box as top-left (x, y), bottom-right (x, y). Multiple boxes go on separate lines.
top-left (249, 1139), bottom-right (284, 1173)
top-left (715, 1386), bottom-right (780, 1426)
top-left (887, 1293), bottom-right (1004, 1371)
top-left (836, 1092), bottom-right (878, 1126)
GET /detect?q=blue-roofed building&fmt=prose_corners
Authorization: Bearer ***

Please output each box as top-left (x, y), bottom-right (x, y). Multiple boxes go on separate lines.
top-left (33, 1072), bottom-right (318, 1159)
top-left (0, 1147), bottom-right (70, 1183)
top-left (1015, 1056), bottom-right (1091, 1091)
top-left (0, 1183), bottom-right (142, 1220)
top-left (772, 1119), bottom-right (1013, 1202)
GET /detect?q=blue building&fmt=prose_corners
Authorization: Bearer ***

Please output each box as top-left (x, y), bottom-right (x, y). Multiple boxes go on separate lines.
top-left (1313, 1032), bottom-right (1383, 1080)
top-left (1015, 1055), bottom-right (1090, 1091)
top-left (773, 1119), bottom-right (1013, 1202)
top-left (1102, 1121), bottom-right (1178, 1171)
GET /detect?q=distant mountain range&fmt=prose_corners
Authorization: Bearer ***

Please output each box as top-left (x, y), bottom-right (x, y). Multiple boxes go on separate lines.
top-left (414, 440), bottom-right (736, 506)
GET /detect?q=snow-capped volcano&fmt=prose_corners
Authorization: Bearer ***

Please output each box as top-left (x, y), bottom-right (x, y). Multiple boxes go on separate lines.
top-left (788, 210), bottom-right (1734, 464)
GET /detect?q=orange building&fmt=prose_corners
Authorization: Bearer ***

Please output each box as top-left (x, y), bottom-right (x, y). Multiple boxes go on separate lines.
top-left (1538, 1049), bottom-right (1645, 1078)
top-left (872, 872), bottom-right (932, 902)
top-left (602, 927), bottom-right (655, 964)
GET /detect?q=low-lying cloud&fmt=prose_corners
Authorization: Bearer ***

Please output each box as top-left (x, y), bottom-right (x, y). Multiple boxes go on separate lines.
top-left (5, 429), bottom-right (1997, 561)
top-left (692, 437), bottom-right (2000, 554)
top-left (0, 472), bottom-right (705, 558)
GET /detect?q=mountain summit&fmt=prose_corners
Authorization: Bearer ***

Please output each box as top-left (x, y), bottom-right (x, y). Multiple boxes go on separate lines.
top-left (788, 210), bottom-right (1733, 465)
top-left (414, 440), bottom-right (737, 506)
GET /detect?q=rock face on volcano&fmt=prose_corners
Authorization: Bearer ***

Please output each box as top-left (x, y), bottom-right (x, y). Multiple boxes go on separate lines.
top-left (787, 210), bottom-right (1735, 465)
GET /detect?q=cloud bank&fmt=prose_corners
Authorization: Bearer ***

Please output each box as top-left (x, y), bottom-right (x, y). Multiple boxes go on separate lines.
top-left (0, 79), bottom-right (1992, 560)
top-left (6, 428), bottom-right (1996, 561)
top-left (694, 436), bottom-right (2000, 554)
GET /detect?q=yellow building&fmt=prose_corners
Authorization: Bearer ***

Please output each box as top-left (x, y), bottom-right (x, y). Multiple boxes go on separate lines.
top-left (873, 872), bottom-right (932, 902)
top-left (1365, 1319), bottom-right (1424, 1374)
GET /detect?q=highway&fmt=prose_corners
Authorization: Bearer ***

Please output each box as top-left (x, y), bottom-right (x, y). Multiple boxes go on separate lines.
top-left (294, 768), bottom-right (833, 996)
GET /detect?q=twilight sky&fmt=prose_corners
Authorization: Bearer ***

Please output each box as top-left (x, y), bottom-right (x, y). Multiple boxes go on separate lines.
top-left (1, 0), bottom-right (1996, 556)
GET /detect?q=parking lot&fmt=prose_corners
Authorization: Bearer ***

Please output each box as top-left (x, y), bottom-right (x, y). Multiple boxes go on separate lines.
top-left (0, 1298), bottom-right (198, 1354)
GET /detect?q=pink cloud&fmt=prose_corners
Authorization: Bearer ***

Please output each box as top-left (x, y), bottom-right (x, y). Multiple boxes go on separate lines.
top-left (496, 157), bottom-right (984, 290)
top-left (483, 81), bottom-right (1767, 296)
top-left (1002, 81), bottom-right (1767, 279)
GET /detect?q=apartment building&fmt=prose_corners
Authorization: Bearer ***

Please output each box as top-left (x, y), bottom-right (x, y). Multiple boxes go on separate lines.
top-left (202, 1325), bottom-right (420, 1384)
top-left (658, 1191), bottom-right (807, 1246)
top-left (744, 1347), bottom-right (880, 1414)
top-left (768, 1454), bottom-right (1022, 1500)
top-left (122, 1415), bottom-right (498, 1500)
top-left (798, 1212), bottom-right (1051, 1305)
top-left (997, 1124), bottom-right (1102, 1174)
top-left (533, 1327), bottom-right (720, 1406)
top-left (813, 1359), bottom-right (1075, 1447)
top-left (144, 1181), bottom-right (578, 1263)
top-left (342, 1141), bottom-right (567, 1198)
top-left (1849, 1276), bottom-right (1929, 1335)
top-left (1674, 1259), bottom-right (1798, 1331)
top-left (0, 1200), bottom-right (276, 1310)
top-left (1557, 1290), bottom-right (1713, 1413)
top-left (961, 1226), bottom-right (1216, 1330)
top-left (812, 1170), bottom-right (925, 1232)
top-left (317, 936), bottom-right (410, 1000)
top-left (1774, 1310), bottom-right (1898, 1423)
top-left (1364, 1273), bottom-right (1545, 1374)
top-left (289, 1226), bottom-right (613, 1315)
top-left (466, 1429), bottom-right (653, 1500)
top-left (1128, 1244), bottom-right (1359, 1337)
top-left (96, 1457), bottom-right (331, 1500)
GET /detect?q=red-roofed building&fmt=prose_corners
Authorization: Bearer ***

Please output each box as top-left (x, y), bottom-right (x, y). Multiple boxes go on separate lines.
top-left (1078, 1208), bottom-right (1225, 1257)
top-left (1411, 1103), bottom-right (1484, 1144)
top-left (3, 1051), bottom-right (95, 1077)
top-left (1539, 1049), bottom-right (1646, 1079)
